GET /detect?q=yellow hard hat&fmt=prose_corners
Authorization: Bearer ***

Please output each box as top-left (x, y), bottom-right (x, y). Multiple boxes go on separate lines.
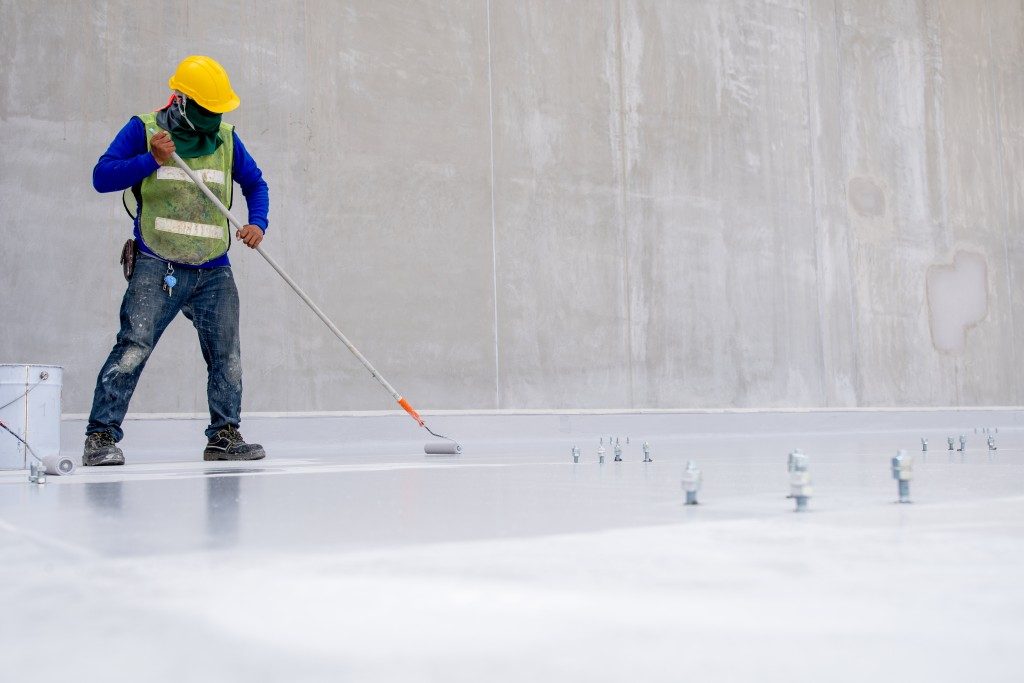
top-left (168, 55), bottom-right (240, 113)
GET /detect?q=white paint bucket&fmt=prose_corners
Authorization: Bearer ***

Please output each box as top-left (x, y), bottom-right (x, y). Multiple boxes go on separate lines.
top-left (0, 364), bottom-right (63, 470)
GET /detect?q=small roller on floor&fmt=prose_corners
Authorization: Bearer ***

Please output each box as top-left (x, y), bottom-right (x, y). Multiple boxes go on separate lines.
top-left (165, 147), bottom-right (463, 456)
top-left (42, 454), bottom-right (76, 476)
top-left (398, 399), bottom-right (462, 455)
top-left (424, 441), bottom-right (462, 455)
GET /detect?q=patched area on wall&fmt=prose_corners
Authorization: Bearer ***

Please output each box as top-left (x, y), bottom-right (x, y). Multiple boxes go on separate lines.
top-left (926, 250), bottom-right (988, 353)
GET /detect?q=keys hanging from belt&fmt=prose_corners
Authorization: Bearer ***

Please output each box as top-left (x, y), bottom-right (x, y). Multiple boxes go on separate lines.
top-left (162, 263), bottom-right (177, 297)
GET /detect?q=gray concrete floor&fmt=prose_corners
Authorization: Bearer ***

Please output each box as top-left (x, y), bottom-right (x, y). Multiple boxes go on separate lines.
top-left (1, 425), bottom-right (1022, 682)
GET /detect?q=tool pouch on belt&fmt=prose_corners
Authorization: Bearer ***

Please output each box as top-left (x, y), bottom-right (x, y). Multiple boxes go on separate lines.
top-left (120, 238), bottom-right (138, 281)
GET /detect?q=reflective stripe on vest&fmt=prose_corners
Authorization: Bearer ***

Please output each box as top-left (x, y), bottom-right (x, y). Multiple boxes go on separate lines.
top-left (137, 112), bottom-right (234, 265)
top-left (155, 217), bottom-right (224, 240)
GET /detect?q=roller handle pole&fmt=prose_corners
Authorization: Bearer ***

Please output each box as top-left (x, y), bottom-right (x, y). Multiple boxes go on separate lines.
top-left (167, 150), bottom-right (404, 404)
top-left (169, 151), bottom-right (456, 444)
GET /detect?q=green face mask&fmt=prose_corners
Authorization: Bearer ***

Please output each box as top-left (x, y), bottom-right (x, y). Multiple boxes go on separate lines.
top-left (184, 99), bottom-right (222, 133)
top-left (156, 95), bottom-right (224, 158)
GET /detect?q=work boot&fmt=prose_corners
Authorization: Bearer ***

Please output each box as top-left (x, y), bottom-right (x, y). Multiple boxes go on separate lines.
top-left (83, 432), bottom-right (125, 466)
top-left (204, 426), bottom-right (266, 461)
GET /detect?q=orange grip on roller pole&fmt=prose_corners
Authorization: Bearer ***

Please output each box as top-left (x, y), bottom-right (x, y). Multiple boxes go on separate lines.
top-left (398, 397), bottom-right (424, 426)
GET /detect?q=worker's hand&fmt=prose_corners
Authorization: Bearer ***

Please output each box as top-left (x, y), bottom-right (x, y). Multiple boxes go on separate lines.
top-left (237, 224), bottom-right (264, 249)
top-left (150, 131), bottom-right (175, 165)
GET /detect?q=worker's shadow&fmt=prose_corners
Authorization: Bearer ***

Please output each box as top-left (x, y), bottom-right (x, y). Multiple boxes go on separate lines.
top-left (205, 474), bottom-right (242, 548)
top-left (84, 480), bottom-right (123, 512)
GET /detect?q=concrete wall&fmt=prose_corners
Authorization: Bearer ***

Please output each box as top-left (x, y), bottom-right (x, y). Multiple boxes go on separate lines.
top-left (1, 0), bottom-right (1022, 415)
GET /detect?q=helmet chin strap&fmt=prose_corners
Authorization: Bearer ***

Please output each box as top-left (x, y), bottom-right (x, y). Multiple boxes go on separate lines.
top-left (173, 91), bottom-right (196, 131)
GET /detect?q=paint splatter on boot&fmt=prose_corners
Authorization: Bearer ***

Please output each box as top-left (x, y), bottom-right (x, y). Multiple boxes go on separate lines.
top-left (83, 433), bottom-right (125, 466)
top-left (204, 426), bottom-right (266, 461)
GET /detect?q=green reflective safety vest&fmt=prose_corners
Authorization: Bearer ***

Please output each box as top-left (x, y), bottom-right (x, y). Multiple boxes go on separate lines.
top-left (137, 112), bottom-right (234, 265)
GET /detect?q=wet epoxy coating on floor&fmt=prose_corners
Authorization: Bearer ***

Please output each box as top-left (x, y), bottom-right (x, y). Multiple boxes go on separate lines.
top-left (2, 435), bottom-right (1023, 682)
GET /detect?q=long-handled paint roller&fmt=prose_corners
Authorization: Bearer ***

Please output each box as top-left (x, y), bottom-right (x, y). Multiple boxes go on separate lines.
top-left (164, 148), bottom-right (461, 455)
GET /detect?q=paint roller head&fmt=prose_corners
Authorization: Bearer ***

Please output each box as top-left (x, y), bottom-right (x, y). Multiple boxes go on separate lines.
top-left (41, 455), bottom-right (75, 476)
top-left (424, 441), bottom-right (462, 455)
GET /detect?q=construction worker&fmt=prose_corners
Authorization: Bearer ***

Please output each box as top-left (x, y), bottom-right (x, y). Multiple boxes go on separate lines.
top-left (84, 55), bottom-right (268, 466)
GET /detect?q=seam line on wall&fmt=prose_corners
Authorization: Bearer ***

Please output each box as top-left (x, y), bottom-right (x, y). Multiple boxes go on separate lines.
top-left (985, 5), bottom-right (1019, 396)
top-left (60, 405), bottom-right (1024, 421)
top-left (614, 0), bottom-right (636, 408)
top-left (921, 0), bottom-right (957, 402)
top-left (921, 0), bottom-right (950, 235)
top-left (485, 0), bottom-right (500, 409)
top-left (831, 0), bottom-right (862, 404)
top-left (802, 0), bottom-right (830, 406)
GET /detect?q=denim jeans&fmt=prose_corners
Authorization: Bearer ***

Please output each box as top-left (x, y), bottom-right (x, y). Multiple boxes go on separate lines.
top-left (87, 255), bottom-right (242, 441)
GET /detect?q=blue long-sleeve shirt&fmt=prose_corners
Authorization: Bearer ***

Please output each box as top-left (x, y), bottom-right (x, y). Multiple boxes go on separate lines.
top-left (93, 116), bottom-right (269, 269)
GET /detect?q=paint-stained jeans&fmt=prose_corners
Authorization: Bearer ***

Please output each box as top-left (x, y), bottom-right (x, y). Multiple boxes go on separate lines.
top-left (87, 255), bottom-right (242, 441)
